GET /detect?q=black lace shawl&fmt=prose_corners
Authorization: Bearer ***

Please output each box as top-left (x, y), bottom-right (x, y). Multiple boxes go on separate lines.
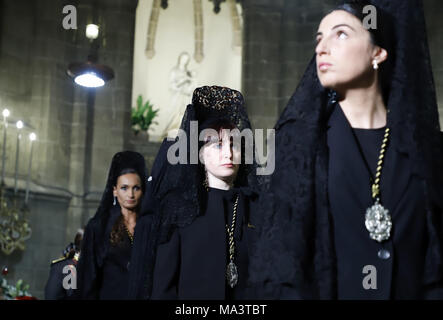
top-left (126, 139), bottom-right (174, 299)
top-left (248, 0), bottom-right (443, 299)
top-left (75, 151), bottom-right (148, 299)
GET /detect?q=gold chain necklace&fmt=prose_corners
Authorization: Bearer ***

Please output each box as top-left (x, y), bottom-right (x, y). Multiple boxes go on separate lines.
top-left (123, 224), bottom-right (134, 245)
top-left (364, 127), bottom-right (393, 242)
top-left (226, 195), bottom-right (239, 288)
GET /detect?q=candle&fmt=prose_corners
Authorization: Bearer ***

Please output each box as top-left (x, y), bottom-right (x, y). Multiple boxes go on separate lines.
top-left (14, 120), bottom-right (23, 194)
top-left (1, 109), bottom-right (10, 185)
top-left (25, 132), bottom-right (36, 204)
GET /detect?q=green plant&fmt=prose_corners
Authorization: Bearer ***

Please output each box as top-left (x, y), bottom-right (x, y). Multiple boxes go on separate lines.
top-left (131, 95), bottom-right (159, 135)
top-left (0, 278), bottom-right (33, 300)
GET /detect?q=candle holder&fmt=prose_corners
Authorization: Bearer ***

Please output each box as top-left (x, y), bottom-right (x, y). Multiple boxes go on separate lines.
top-left (0, 109), bottom-right (35, 255)
top-left (0, 186), bottom-right (32, 255)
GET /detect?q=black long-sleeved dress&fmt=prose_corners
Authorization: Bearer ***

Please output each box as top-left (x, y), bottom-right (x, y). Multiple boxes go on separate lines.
top-left (327, 103), bottom-right (430, 299)
top-left (151, 187), bottom-right (253, 300)
top-left (76, 206), bottom-right (133, 300)
top-left (97, 231), bottom-right (132, 299)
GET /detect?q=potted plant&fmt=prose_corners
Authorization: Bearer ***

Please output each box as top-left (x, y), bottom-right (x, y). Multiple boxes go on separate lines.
top-left (131, 95), bottom-right (159, 138)
top-left (1, 267), bottom-right (35, 300)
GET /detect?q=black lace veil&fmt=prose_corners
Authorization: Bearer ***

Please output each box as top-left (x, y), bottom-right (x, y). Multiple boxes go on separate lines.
top-left (156, 86), bottom-right (255, 231)
top-left (75, 151), bottom-right (148, 299)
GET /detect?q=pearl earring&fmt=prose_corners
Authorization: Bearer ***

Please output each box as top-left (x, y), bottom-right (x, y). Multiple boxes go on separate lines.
top-left (373, 60), bottom-right (379, 70)
top-left (113, 196), bottom-right (117, 206)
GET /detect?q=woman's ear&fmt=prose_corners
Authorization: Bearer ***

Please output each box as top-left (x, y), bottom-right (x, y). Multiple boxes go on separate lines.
top-left (373, 46), bottom-right (388, 65)
top-left (113, 186), bottom-right (117, 197)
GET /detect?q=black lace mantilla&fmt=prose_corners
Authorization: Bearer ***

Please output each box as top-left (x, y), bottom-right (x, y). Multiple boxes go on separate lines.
top-left (75, 151), bottom-right (149, 299)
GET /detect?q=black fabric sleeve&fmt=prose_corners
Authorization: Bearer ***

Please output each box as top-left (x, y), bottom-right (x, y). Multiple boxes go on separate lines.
top-left (74, 222), bottom-right (100, 299)
top-left (44, 262), bottom-right (67, 300)
top-left (151, 228), bottom-right (180, 300)
top-left (127, 213), bottom-right (160, 299)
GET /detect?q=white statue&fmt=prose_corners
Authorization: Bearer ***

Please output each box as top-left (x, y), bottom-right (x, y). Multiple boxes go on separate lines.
top-left (163, 52), bottom-right (196, 138)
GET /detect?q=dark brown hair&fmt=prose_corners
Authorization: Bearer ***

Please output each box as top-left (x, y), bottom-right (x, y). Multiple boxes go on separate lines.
top-left (110, 215), bottom-right (128, 246)
top-left (332, 1), bottom-right (395, 104)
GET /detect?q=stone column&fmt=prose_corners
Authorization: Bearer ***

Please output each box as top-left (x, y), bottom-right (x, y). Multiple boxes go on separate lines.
top-left (424, 0), bottom-right (443, 125)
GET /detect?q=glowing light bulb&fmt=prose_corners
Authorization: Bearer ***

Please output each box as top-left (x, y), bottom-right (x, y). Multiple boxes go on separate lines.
top-left (86, 24), bottom-right (99, 40)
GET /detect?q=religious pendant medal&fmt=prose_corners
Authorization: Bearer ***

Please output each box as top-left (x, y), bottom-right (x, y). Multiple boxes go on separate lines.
top-left (365, 198), bottom-right (392, 242)
top-left (360, 127), bottom-right (392, 242)
top-left (226, 195), bottom-right (240, 288)
top-left (226, 260), bottom-right (238, 288)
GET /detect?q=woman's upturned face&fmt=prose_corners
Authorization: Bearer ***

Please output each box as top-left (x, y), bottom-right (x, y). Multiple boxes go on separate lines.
top-left (113, 173), bottom-right (142, 210)
top-left (200, 129), bottom-right (241, 183)
top-left (315, 10), bottom-right (379, 90)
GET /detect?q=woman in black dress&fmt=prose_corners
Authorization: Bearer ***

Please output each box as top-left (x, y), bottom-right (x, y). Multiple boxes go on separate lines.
top-left (130, 86), bottom-right (259, 300)
top-left (75, 151), bottom-right (148, 299)
top-left (249, 0), bottom-right (443, 299)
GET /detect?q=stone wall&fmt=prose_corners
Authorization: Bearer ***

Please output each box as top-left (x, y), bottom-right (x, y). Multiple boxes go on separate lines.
top-left (424, 0), bottom-right (443, 126)
top-left (0, 0), bottom-right (144, 299)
